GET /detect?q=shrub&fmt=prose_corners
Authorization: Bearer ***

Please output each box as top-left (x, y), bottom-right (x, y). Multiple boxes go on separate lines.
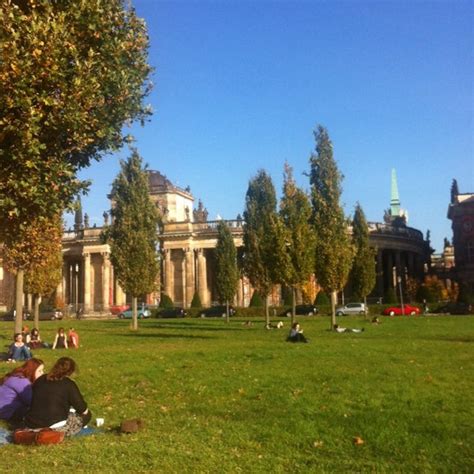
top-left (190, 292), bottom-right (202, 308)
top-left (384, 287), bottom-right (398, 304)
top-left (315, 291), bottom-right (330, 305)
top-left (249, 291), bottom-right (264, 307)
top-left (159, 294), bottom-right (174, 308)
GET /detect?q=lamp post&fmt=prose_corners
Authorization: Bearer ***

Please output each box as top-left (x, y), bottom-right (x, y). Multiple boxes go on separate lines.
top-left (397, 275), bottom-right (404, 315)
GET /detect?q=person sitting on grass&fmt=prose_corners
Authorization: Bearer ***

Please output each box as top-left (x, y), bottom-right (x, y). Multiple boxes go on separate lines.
top-left (22, 326), bottom-right (31, 346)
top-left (287, 322), bottom-right (308, 343)
top-left (25, 357), bottom-right (91, 437)
top-left (52, 328), bottom-right (68, 350)
top-left (29, 328), bottom-right (48, 349)
top-left (333, 324), bottom-right (365, 333)
top-left (67, 328), bottom-right (79, 349)
top-left (0, 358), bottom-right (44, 422)
top-left (8, 334), bottom-right (32, 362)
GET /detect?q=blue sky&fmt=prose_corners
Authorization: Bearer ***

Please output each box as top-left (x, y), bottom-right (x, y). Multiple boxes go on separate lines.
top-left (68, 0), bottom-right (473, 253)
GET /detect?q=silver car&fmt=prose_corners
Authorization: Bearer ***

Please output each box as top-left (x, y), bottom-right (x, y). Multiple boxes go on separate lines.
top-left (336, 303), bottom-right (367, 316)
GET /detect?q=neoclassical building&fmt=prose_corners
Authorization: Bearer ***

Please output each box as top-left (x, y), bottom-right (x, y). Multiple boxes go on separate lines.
top-left (0, 170), bottom-right (431, 313)
top-left (448, 180), bottom-right (474, 292)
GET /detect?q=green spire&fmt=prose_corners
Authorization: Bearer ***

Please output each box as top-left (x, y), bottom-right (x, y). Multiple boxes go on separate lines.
top-left (390, 168), bottom-right (401, 217)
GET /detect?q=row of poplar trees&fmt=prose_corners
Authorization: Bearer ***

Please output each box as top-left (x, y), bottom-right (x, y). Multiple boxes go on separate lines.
top-left (242, 125), bottom-right (376, 329)
top-left (103, 125), bottom-right (377, 330)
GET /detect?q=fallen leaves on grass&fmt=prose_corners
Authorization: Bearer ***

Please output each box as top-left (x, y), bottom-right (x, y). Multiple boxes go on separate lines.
top-left (353, 436), bottom-right (364, 446)
top-left (313, 440), bottom-right (324, 448)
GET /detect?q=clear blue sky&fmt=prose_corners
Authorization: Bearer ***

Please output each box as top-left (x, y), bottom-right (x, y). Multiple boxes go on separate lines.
top-left (68, 0), bottom-right (473, 254)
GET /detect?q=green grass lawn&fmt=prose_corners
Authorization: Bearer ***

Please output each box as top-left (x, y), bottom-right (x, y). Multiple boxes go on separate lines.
top-left (1, 315), bottom-right (473, 473)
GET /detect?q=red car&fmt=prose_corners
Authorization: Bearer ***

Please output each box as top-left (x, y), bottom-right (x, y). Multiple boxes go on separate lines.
top-left (383, 304), bottom-right (420, 316)
top-left (110, 304), bottom-right (130, 315)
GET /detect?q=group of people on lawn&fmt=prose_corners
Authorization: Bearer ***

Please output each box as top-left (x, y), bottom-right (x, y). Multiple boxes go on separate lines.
top-left (0, 356), bottom-right (90, 437)
top-left (7, 327), bottom-right (79, 363)
top-left (0, 324), bottom-right (89, 437)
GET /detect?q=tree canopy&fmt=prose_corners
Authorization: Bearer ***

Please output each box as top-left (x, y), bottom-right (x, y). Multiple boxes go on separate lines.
top-left (279, 162), bottom-right (315, 322)
top-left (350, 203), bottom-right (376, 302)
top-left (309, 125), bottom-right (354, 326)
top-left (215, 221), bottom-right (239, 322)
top-left (105, 151), bottom-right (159, 330)
top-left (243, 170), bottom-right (281, 325)
top-left (0, 0), bottom-right (152, 243)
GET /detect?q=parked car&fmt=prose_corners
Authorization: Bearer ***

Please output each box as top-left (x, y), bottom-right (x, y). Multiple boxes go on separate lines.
top-left (336, 303), bottom-right (367, 316)
top-left (157, 307), bottom-right (187, 318)
top-left (0, 310), bottom-right (30, 321)
top-left (200, 305), bottom-right (236, 318)
top-left (28, 309), bottom-right (64, 321)
top-left (282, 304), bottom-right (318, 317)
top-left (383, 304), bottom-right (420, 316)
top-left (432, 302), bottom-right (473, 315)
top-left (110, 304), bottom-right (130, 315)
top-left (118, 305), bottom-right (151, 319)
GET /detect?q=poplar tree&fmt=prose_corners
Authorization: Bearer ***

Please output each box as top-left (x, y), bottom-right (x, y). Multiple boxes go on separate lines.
top-left (279, 162), bottom-right (315, 324)
top-left (309, 125), bottom-right (354, 328)
top-left (350, 203), bottom-right (376, 309)
top-left (243, 170), bottom-right (281, 326)
top-left (105, 151), bottom-right (159, 330)
top-left (3, 214), bottom-right (63, 334)
top-left (215, 221), bottom-right (239, 323)
top-left (24, 214), bottom-right (63, 330)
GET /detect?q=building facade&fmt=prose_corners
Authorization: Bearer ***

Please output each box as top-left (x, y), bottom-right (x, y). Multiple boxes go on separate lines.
top-left (0, 170), bottom-right (431, 313)
top-left (448, 181), bottom-right (474, 293)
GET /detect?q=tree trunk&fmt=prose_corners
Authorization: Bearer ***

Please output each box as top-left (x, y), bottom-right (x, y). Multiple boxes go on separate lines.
top-left (132, 297), bottom-right (138, 331)
top-left (15, 269), bottom-right (24, 335)
top-left (364, 295), bottom-right (368, 320)
top-left (225, 300), bottom-right (230, 324)
top-left (34, 294), bottom-right (41, 330)
top-left (265, 296), bottom-right (270, 327)
top-left (291, 286), bottom-right (296, 326)
top-left (330, 290), bottom-right (337, 330)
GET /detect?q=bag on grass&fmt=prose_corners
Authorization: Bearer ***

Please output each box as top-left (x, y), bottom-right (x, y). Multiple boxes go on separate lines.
top-left (14, 428), bottom-right (65, 445)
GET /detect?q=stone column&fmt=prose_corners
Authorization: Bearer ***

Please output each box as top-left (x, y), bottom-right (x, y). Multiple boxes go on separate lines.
top-left (102, 252), bottom-right (111, 312)
top-left (408, 252), bottom-right (415, 277)
top-left (83, 253), bottom-right (91, 312)
top-left (376, 248), bottom-right (384, 298)
top-left (164, 249), bottom-right (173, 299)
top-left (184, 248), bottom-right (195, 308)
top-left (395, 251), bottom-right (402, 280)
top-left (236, 277), bottom-right (244, 307)
top-left (115, 279), bottom-right (126, 305)
top-left (196, 249), bottom-right (208, 307)
top-left (386, 251), bottom-right (394, 288)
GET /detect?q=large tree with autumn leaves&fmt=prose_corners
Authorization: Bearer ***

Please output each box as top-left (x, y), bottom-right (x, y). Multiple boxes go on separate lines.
top-left (0, 0), bottom-right (152, 327)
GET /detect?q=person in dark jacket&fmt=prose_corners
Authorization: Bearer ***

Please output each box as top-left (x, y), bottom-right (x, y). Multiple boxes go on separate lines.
top-left (25, 357), bottom-right (91, 436)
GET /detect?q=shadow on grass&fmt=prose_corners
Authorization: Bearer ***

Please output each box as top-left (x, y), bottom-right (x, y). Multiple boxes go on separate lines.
top-left (116, 332), bottom-right (215, 340)
top-left (419, 336), bottom-right (474, 343)
top-left (146, 321), bottom-right (254, 332)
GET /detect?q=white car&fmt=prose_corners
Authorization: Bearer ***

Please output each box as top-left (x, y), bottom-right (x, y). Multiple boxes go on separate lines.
top-left (336, 303), bottom-right (367, 316)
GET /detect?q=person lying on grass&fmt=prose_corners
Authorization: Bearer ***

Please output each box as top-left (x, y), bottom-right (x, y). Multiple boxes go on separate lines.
top-left (0, 358), bottom-right (44, 422)
top-left (333, 324), bottom-right (365, 333)
top-left (25, 357), bottom-right (91, 437)
top-left (287, 322), bottom-right (309, 343)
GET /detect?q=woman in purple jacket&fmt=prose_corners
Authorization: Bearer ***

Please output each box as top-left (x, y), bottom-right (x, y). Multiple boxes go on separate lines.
top-left (0, 358), bottom-right (44, 421)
